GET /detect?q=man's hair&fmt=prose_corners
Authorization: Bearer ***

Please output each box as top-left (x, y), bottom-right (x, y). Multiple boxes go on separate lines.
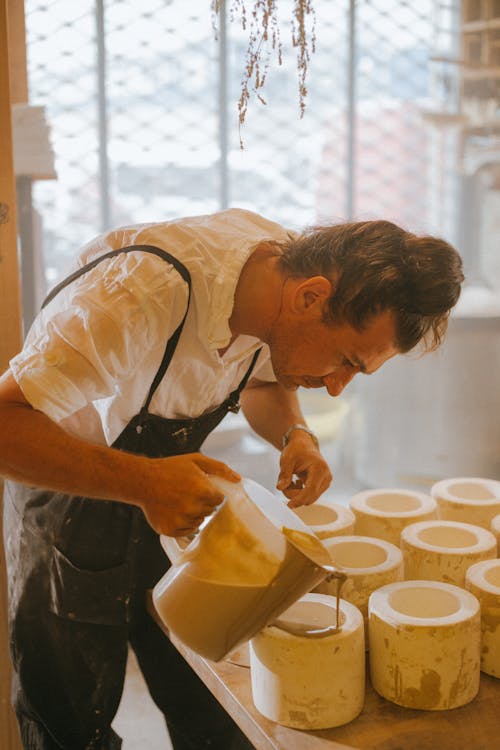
top-left (278, 219), bottom-right (464, 352)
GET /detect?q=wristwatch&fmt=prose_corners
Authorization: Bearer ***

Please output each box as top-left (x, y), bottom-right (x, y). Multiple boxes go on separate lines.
top-left (282, 423), bottom-right (319, 450)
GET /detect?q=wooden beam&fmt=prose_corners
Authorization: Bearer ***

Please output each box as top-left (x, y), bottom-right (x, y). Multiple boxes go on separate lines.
top-left (1, 7), bottom-right (23, 361)
top-left (0, 0), bottom-right (23, 747)
top-left (7, 0), bottom-right (28, 104)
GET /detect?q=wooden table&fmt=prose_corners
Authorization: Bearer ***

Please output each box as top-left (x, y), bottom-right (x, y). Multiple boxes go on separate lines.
top-left (166, 633), bottom-right (500, 750)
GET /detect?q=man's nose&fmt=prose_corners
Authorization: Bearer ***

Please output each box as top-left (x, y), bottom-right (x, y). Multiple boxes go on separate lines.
top-left (323, 368), bottom-right (357, 397)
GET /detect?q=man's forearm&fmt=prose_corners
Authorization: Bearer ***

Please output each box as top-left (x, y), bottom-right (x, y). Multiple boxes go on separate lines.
top-left (0, 370), bottom-right (240, 536)
top-left (239, 379), bottom-right (307, 450)
top-left (0, 398), bottom-right (148, 503)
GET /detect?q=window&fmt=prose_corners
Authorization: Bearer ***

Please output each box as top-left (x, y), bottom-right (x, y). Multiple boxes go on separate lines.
top-left (26, 0), bottom-right (461, 285)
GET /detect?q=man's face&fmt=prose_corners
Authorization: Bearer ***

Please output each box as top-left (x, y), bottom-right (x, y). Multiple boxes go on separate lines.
top-left (267, 307), bottom-right (400, 397)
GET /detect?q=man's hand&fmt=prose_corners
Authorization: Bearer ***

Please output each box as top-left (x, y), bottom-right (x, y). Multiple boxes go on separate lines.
top-left (138, 453), bottom-right (240, 537)
top-left (276, 431), bottom-right (332, 508)
top-left (0, 370), bottom-right (241, 538)
top-left (239, 378), bottom-right (333, 507)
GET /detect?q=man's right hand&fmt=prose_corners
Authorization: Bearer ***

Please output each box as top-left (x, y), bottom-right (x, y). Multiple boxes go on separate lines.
top-left (0, 370), bottom-right (239, 537)
top-left (138, 454), bottom-right (240, 537)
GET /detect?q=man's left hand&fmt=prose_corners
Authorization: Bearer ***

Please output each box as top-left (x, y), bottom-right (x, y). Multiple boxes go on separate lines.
top-left (276, 431), bottom-right (332, 507)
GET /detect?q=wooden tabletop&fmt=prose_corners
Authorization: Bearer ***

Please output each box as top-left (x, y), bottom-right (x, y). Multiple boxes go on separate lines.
top-left (147, 592), bottom-right (499, 750)
top-left (168, 634), bottom-right (500, 750)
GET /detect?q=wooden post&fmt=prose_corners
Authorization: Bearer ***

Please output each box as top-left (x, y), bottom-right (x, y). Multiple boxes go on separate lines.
top-left (0, 0), bottom-right (24, 747)
top-left (7, 0), bottom-right (28, 105)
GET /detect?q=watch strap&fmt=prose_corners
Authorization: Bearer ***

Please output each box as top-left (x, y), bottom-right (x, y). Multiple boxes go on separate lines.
top-left (282, 423), bottom-right (319, 450)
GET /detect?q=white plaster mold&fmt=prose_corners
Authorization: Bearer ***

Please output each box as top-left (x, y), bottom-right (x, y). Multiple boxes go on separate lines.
top-left (314, 535), bottom-right (403, 646)
top-left (491, 513), bottom-right (500, 555)
top-left (348, 488), bottom-right (437, 545)
top-left (466, 559), bottom-right (500, 678)
top-left (250, 593), bottom-right (365, 729)
top-left (400, 519), bottom-right (497, 586)
top-left (293, 500), bottom-right (355, 539)
top-left (369, 580), bottom-right (481, 710)
top-left (432, 477), bottom-right (500, 529)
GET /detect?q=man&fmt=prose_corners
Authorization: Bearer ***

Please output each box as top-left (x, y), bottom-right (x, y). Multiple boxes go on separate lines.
top-left (0, 207), bottom-right (463, 749)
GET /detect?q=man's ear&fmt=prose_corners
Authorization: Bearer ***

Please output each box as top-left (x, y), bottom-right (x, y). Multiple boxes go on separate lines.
top-left (292, 276), bottom-right (333, 316)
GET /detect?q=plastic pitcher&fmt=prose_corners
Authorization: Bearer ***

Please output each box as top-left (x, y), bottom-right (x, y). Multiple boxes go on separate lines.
top-left (153, 476), bottom-right (342, 661)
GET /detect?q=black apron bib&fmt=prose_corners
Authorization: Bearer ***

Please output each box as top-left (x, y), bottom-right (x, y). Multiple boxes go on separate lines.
top-left (4, 245), bottom-right (259, 750)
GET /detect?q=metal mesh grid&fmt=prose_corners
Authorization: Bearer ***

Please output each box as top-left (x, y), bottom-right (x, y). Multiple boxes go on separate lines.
top-left (106, 1), bottom-right (220, 225)
top-left (25, 0), bottom-right (461, 283)
top-left (26, 0), bottom-right (99, 278)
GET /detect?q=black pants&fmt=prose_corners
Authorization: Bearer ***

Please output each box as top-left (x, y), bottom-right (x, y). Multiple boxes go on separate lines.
top-left (4, 483), bottom-right (254, 750)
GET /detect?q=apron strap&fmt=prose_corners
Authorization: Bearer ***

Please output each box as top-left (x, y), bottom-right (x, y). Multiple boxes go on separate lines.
top-left (237, 347), bottom-right (262, 392)
top-left (42, 244), bottom-right (192, 413)
top-left (225, 347), bottom-right (263, 413)
top-left (42, 244), bottom-right (191, 308)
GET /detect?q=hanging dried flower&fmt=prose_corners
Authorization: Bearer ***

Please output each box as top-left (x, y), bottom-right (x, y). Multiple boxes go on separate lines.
top-left (212, 0), bottom-right (316, 141)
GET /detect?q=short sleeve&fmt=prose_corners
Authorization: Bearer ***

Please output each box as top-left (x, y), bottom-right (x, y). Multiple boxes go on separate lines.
top-left (10, 251), bottom-right (189, 423)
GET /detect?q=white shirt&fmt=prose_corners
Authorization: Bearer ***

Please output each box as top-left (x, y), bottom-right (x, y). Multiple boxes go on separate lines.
top-left (10, 208), bottom-right (291, 446)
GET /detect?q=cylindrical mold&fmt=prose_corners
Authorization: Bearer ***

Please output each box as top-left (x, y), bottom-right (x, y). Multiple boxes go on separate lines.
top-left (293, 500), bottom-right (355, 539)
top-left (349, 488), bottom-right (437, 546)
top-left (369, 580), bottom-right (481, 710)
top-left (432, 477), bottom-right (500, 530)
top-left (250, 594), bottom-right (365, 729)
top-left (315, 535), bottom-right (403, 646)
top-left (491, 514), bottom-right (500, 555)
top-left (466, 559), bottom-right (500, 678)
top-left (401, 519), bottom-right (497, 587)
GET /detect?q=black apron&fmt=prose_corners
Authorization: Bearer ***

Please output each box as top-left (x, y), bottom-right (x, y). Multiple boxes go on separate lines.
top-left (3, 245), bottom-right (259, 750)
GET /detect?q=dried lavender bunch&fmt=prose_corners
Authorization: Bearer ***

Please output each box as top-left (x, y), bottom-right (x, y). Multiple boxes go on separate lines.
top-left (212, 0), bottom-right (316, 143)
